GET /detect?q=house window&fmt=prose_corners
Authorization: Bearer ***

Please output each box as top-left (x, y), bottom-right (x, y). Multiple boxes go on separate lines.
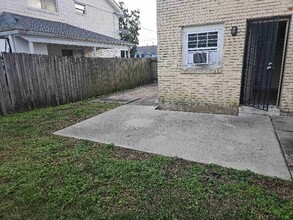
top-left (27, 0), bottom-right (57, 12)
top-left (182, 24), bottom-right (224, 69)
top-left (121, 50), bottom-right (129, 58)
top-left (75, 2), bottom-right (86, 14)
top-left (62, 50), bottom-right (73, 57)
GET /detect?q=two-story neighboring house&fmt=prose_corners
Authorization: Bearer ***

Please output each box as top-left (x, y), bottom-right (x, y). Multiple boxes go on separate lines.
top-left (157, 0), bottom-right (293, 115)
top-left (0, 0), bottom-right (131, 57)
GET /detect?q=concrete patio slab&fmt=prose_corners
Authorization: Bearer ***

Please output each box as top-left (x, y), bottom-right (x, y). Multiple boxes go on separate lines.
top-left (54, 105), bottom-right (291, 180)
top-left (272, 116), bottom-right (293, 132)
top-left (97, 84), bottom-right (158, 106)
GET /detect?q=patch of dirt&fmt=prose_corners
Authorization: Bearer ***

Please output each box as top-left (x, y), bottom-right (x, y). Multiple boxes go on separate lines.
top-left (95, 84), bottom-right (158, 106)
top-left (252, 177), bottom-right (293, 198)
top-left (111, 147), bottom-right (156, 161)
top-left (160, 158), bottom-right (192, 179)
top-left (0, 176), bottom-right (10, 185)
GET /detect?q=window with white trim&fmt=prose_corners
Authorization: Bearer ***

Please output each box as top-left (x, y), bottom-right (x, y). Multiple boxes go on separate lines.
top-left (182, 24), bottom-right (224, 69)
top-left (75, 2), bottom-right (86, 14)
top-left (27, 0), bottom-right (57, 12)
top-left (121, 50), bottom-right (129, 58)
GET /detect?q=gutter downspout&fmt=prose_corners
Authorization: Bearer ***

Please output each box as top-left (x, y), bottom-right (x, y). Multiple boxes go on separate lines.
top-left (8, 35), bottom-right (15, 52)
top-left (5, 37), bottom-right (12, 52)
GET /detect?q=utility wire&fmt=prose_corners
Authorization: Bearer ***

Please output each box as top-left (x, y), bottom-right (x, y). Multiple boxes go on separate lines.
top-left (141, 26), bottom-right (155, 32)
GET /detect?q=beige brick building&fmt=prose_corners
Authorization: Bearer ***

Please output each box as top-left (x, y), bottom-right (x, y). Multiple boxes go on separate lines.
top-left (157, 0), bottom-right (293, 115)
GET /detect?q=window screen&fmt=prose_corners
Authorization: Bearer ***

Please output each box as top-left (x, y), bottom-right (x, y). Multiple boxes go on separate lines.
top-left (27, 0), bottom-right (42, 9)
top-left (188, 32), bottom-right (218, 51)
top-left (75, 3), bottom-right (86, 14)
top-left (43, 0), bottom-right (57, 12)
top-left (27, 0), bottom-right (57, 12)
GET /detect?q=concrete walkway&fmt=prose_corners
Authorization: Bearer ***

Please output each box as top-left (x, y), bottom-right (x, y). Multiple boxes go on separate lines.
top-left (272, 116), bottom-right (293, 178)
top-left (97, 84), bottom-right (158, 106)
top-left (55, 105), bottom-right (291, 180)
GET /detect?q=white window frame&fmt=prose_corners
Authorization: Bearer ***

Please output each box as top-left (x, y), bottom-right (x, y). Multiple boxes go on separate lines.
top-left (121, 50), bottom-right (129, 58)
top-left (27, 0), bottom-right (57, 12)
top-left (182, 24), bottom-right (224, 69)
top-left (75, 2), bottom-right (86, 14)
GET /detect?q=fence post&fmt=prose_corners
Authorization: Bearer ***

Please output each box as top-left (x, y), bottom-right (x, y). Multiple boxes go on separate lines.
top-left (0, 55), bottom-right (13, 115)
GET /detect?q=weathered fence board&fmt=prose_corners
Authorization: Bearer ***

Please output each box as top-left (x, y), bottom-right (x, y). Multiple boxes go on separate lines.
top-left (0, 53), bottom-right (157, 115)
top-left (0, 59), bottom-right (12, 115)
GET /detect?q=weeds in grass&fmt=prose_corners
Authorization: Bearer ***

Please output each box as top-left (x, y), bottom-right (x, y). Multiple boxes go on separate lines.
top-left (0, 100), bottom-right (292, 219)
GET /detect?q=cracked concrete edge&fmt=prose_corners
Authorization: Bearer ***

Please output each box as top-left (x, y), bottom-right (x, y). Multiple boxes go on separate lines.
top-left (270, 116), bottom-right (293, 180)
top-left (94, 98), bottom-right (141, 105)
top-left (289, 167), bottom-right (293, 178)
top-left (125, 98), bottom-right (141, 104)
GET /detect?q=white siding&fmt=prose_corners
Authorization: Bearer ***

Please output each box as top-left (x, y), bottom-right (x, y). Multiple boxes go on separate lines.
top-left (11, 39), bottom-right (47, 55)
top-left (14, 37), bottom-right (30, 53)
top-left (1, 0), bottom-right (120, 38)
top-left (0, 39), bottom-right (6, 53)
top-left (34, 42), bottom-right (48, 55)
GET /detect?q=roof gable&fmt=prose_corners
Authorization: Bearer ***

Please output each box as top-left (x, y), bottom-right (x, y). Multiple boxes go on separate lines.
top-left (0, 12), bottom-right (130, 46)
top-left (106, 0), bottom-right (123, 15)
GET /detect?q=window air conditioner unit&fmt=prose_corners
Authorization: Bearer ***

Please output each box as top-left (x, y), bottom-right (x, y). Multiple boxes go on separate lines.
top-left (193, 51), bottom-right (209, 64)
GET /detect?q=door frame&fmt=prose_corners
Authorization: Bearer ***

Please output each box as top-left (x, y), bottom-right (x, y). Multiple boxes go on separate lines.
top-left (276, 16), bottom-right (291, 106)
top-left (240, 15), bottom-right (291, 109)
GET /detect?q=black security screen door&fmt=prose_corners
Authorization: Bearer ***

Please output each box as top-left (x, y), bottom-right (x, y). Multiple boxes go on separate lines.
top-left (241, 17), bottom-right (279, 111)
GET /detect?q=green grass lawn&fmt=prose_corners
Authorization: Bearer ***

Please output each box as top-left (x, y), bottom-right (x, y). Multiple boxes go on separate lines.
top-left (0, 100), bottom-right (293, 220)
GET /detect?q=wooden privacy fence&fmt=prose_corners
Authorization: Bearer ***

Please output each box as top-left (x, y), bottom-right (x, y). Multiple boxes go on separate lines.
top-left (0, 53), bottom-right (157, 115)
top-left (150, 58), bottom-right (158, 80)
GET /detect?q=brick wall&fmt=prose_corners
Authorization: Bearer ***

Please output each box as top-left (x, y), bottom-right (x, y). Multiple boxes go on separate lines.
top-left (157, 0), bottom-right (293, 115)
top-left (1, 0), bottom-right (120, 39)
top-left (47, 45), bottom-right (121, 58)
top-left (94, 48), bottom-right (121, 58)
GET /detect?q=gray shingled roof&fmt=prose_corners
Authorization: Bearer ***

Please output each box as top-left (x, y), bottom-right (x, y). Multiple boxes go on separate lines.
top-left (0, 12), bottom-right (130, 46)
top-left (137, 45), bottom-right (157, 54)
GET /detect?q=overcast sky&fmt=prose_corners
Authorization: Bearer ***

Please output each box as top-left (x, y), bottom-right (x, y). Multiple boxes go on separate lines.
top-left (118, 0), bottom-right (157, 46)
